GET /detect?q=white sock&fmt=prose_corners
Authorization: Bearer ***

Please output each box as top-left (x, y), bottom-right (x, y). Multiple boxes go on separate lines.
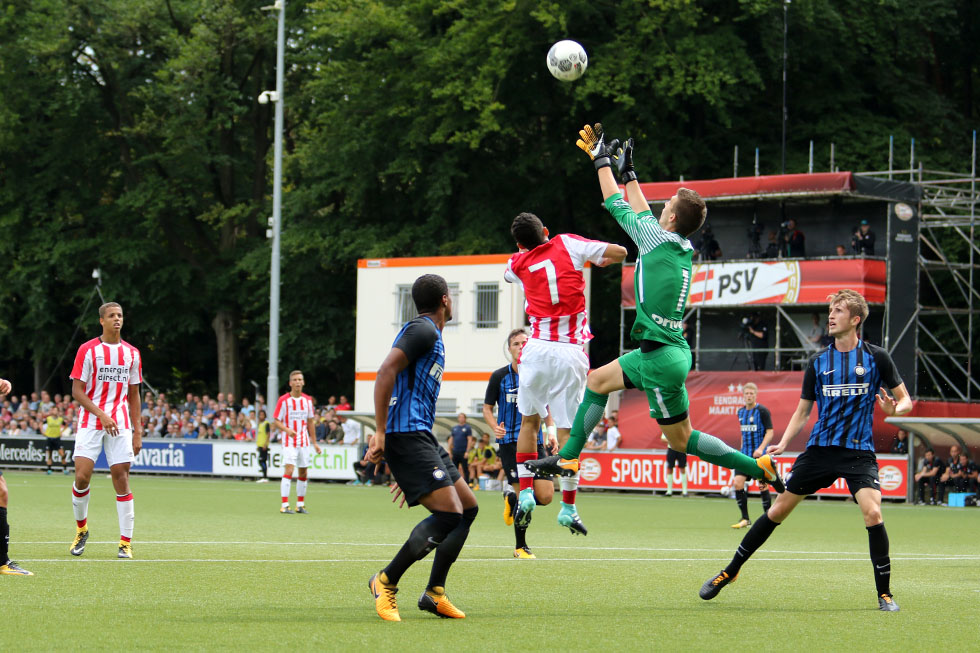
top-left (116, 493), bottom-right (134, 539)
top-left (72, 484), bottom-right (90, 525)
top-left (666, 472), bottom-right (674, 493)
top-left (280, 476), bottom-right (292, 504)
top-left (681, 471), bottom-right (688, 494)
top-left (297, 479), bottom-right (308, 507)
top-left (559, 473), bottom-right (580, 493)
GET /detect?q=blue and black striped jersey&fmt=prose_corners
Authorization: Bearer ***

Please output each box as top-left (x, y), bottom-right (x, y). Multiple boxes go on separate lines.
top-left (736, 403), bottom-right (772, 455)
top-left (386, 316), bottom-right (444, 434)
top-left (484, 364), bottom-right (543, 445)
top-left (802, 340), bottom-right (902, 451)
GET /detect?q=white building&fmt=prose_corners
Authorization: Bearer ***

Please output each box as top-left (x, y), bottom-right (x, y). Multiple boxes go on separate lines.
top-left (354, 254), bottom-right (594, 431)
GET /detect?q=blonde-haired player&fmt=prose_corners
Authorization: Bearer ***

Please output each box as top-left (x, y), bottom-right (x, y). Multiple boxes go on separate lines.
top-left (274, 370), bottom-right (322, 514)
top-left (730, 382), bottom-right (774, 529)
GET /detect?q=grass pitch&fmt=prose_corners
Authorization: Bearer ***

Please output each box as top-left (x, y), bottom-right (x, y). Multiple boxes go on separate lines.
top-left (3, 470), bottom-right (978, 651)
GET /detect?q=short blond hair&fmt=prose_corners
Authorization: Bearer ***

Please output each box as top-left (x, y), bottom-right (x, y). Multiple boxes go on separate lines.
top-left (289, 370), bottom-right (303, 379)
top-left (827, 289), bottom-right (869, 327)
top-left (743, 382), bottom-right (758, 392)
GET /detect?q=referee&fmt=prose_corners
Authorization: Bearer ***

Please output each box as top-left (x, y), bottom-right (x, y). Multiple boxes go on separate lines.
top-left (700, 289), bottom-right (912, 612)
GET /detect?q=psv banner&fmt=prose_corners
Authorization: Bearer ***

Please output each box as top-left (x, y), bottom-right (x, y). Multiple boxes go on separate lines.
top-left (621, 258), bottom-right (886, 307)
top-left (578, 450), bottom-right (908, 499)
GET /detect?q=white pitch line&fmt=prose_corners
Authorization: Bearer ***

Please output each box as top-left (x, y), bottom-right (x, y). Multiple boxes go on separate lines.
top-left (18, 556), bottom-right (979, 563)
top-left (18, 541), bottom-right (980, 558)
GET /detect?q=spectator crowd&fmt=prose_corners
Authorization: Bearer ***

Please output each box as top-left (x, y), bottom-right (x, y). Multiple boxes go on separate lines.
top-left (0, 388), bottom-right (360, 445)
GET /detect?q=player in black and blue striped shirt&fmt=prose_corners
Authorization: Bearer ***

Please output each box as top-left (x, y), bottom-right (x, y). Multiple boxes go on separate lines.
top-left (701, 290), bottom-right (912, 612)
top-left (730, 382), bottom-right (774, 529)
top-left (483, 328), bottom-right (557, 558)
top-left (367, 274), bottom-right (478, 622)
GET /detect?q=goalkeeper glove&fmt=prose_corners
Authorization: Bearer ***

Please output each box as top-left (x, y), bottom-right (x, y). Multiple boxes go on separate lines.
top-left (615, 137), bottom-right (637, 183)
top-left (576, 123), bottom-right (619, 170)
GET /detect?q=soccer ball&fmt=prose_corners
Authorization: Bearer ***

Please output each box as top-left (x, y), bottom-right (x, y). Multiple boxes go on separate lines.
top-left (720, 485), bottom-right (732, 497)
top-left (546, 40), bottom-right (588, 82)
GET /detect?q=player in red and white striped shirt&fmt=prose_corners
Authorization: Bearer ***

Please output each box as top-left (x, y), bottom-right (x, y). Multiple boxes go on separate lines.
top-left (68, 302), bottom-right (143, 559)
top-left (274, 370), bottom-right (322, 514)
top-left (504, 213), bottom-right (626, 534)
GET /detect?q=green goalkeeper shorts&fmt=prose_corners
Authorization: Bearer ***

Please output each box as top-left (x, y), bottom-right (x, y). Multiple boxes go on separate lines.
top-left (618, 344), bottom-right (692, 421)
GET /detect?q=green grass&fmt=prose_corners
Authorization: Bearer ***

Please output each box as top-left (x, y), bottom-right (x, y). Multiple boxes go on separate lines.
top-left (2, 470), bottom-right (978, 651)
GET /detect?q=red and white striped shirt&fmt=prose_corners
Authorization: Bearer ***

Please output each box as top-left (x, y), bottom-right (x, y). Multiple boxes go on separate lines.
top-left (275, 393), bottom-right (314, 448)
top-left (505, 234), bottom-right (608, 345)
top-left (70, 337), bottom-right (143, 430)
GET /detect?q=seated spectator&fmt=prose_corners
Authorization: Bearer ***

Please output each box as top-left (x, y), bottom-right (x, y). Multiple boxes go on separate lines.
top-left (466, 434), bottom-right (498, 488)
top-left (181, 423), bottom-right (198, 439)
top-left (915, 450), bottom-right (944, 504)
top-left (239, 397), bottom-right (254, 417)
top-left (851, 220), bottom-right (875, 256)
top-left (693, 225), bottom-right (722, 261)
top-left (326, 395), bottom-right (337, 410)
top-left (324, 419), bottom-right (344, 444)
top-left (835, 244), bottom-right (847, 257)
top-left (938, 444), bottom-right (962, 503)
top-left (946, 453), bottom-right (977, 493)
top-left (585, 425), bottom-right (607, 450)
top-left (340, 415), bottom-right (360, 445)
top-left (890, 430), bottom-right (909, 455)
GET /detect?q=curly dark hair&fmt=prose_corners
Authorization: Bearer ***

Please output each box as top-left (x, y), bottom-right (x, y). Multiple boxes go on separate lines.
top-left (412, 274), bottom-right (449, 314)
top-left (511, 212), bottom-right (546, 249)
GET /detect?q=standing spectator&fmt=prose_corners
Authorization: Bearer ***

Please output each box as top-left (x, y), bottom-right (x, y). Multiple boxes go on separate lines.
top-left (764, 230), bottom-right (781, 259)
top-left (43, 407), bottom-right (70, 475)
top-left (448, 413), bottom-right (475, 485)
top-left (181, 393), bottom-right (196, 414)
top-left (852, 220), bottom-right (875, 256)
top-left (782, 218), bottom-right (805, 257)
top-left (0, 377), bottom-right (33, 576)
top-left (746, 313), bottom-right (769, 371)
top-left (807, 313), bottom-right (824, 351)
top-left (890, 430), bottom-right (909, 455)
top-left (255, 410), bottom-right (270, 483)
top-left (914, 450), bottom-right (944, 504)
top-left (605, 413), bottom-right (622, 451)
top-left (584, 424), bottom-right (607, 450)
top-left (336, 395), bottom-right (351, 411)
top-left (325, 396), bottom-right (337, 410)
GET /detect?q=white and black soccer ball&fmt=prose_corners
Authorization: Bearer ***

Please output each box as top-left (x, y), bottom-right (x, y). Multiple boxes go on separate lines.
top-left (546, 40), bottom-right (588, 82)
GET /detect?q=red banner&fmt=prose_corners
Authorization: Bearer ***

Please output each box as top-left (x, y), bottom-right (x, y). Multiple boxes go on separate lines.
top-left (632, 172), bottom-right (855, 203)
top-left (621, 259), bottom-right (886, 308)
top-left (618, 371), bottom-right (903, 452)
top-left (578, 450), bottom-right (908, 498)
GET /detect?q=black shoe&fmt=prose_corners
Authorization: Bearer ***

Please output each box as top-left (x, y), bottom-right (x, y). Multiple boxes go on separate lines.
top-left (699, 570), bottom-right (737, 600)
top-left (523, 455), bottom-right (579, 478)
top-left (878, 593), bottom-right (900, 612)
top-left (296, 507), bottom-right (309, 514)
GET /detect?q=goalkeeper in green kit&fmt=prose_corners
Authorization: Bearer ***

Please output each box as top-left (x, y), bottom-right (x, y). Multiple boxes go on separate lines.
top-left (527, 124), bottom-right (784, 514)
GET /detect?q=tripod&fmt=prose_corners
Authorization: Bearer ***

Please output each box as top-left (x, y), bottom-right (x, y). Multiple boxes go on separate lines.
top-left (729, 332), bottom-right (754, 370)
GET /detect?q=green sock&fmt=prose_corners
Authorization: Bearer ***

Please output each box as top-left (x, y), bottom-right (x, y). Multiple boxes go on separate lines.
top-left (686, 430), bottom-right (764, 479)
top-left (559, 388), bottom-right (608, 459)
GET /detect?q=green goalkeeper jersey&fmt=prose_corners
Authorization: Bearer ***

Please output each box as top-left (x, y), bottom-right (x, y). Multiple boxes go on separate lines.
top-left (605, 193), bottom-right (693, 348)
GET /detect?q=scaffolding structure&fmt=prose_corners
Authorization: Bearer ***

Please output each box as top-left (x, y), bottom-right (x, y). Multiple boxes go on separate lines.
top-left (860, 142), bottom-right (979, 401)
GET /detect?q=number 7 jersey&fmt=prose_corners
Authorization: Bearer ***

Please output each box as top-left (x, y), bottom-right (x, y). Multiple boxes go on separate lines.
top-left (605, 193), bottom-right (693, 348)
top-left (504, 234), bottom-right (608, 345)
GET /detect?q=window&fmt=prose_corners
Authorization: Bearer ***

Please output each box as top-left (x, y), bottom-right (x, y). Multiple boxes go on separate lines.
top-left (436, 397), bottom-right (457, 413)
top-left (394, 282), bottom-right (460, 326)
top-left (395, 285), bottom-right (416, 325)
top-left (474, 282), bottom-right (500, 329)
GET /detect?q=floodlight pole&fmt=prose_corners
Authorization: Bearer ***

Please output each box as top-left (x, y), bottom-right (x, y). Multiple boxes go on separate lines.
top-left (266, 0), bottom-right (285, 412)
top-left (781, 0), bottom-right (790, 174)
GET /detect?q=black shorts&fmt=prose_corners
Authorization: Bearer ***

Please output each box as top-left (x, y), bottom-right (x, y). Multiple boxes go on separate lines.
top-left (451, 450), bottom-right (467, 469)
top-left (384, 431), bottom-right (461, 507)
top-left (497, 442), bottom-right (549, 485)
top-left (45, 437), bottom-right (63, 451)
top-left (785, 446), bottom-right (880, 497)
top-left (666, 448), bottom-right (687, 469)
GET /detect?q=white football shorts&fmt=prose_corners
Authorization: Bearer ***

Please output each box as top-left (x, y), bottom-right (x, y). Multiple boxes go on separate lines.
top-left (73, 427), bottom-right (135, 467)
top-left (282, 445), bottom-right (312, 468)
top-left (517, 338), bottom-right (589, 428)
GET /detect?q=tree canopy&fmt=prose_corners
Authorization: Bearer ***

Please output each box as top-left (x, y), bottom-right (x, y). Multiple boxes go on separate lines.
top-left (1, 0), bottom-right (977, 397)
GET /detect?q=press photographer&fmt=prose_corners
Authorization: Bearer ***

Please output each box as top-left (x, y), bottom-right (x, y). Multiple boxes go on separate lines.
top-left (851, 219), bottom-right (875, 256)
top-left (694, 224), bottom-right (722, 261)
top-left (740, 313), bottom-right (769, 371)
top-left (780, 218), bottom-right (805, 257)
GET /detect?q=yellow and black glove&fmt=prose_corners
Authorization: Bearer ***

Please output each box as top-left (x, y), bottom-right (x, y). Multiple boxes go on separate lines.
top-left (576, 122), bottom-right (619, 171)
top-left (615, 137), bottom-right (637, 183)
